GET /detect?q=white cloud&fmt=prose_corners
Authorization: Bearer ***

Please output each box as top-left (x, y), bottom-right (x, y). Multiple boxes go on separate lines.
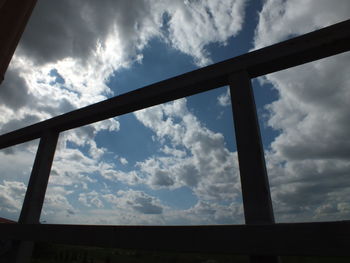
top-left (182, 200), bottom-right (243, 224)
top-left (51, 148), bottom-right (98, 181)
top-left (253, 0), bottom-right (350, 49)
top-left (135, 99), bottom-right (241, 202)
top-left (41, 188), bottom-right (244, 225)
top-left (161, 145), bottom-right (187, 158)
top-left (42, 186), bottom-right (75, 219)
top-left (0, 140), bottom-right (38, 182)
top-left (42, 188), bottom-right (162, 225)
top-left (79, 190), bottom-right (104, 208)
top-left (88, 140), bottom-right (107, 160)
top-left (104, 189), bottom-right (164, 215)
top-left (0, 181), bottom-right (26, 215)
top-left (163, 0), bottom-right (246, 66)
top-left (118, 189), bottom-right (164, 215)
top-left (254, 0), bottom-right (350, 222)
top-left (217, 87), bottom-right (231, 107)
top-left (119, 157), bottom-right (128, 165)
top-left (99, 162), bottom-right (144, 185)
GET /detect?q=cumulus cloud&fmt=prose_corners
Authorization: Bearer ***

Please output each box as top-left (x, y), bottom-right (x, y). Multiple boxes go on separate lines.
top-left (254, 0), bottom-right (350, 222)
top-left (104, 189), bottom-right (164, 215)
top-left (163, 0), bottom-right (246, 65)
top-left (99, 162), bottom-right (144, 185)
top-left (50, 148), bottom-right (99, 182)
top-left (79, 190), bottom-right (104, 208)
top-left (0, 140), bottom-right (38, 180)
top-left (42, 186), bottom-right (75, 220)
top-left (135, 99), bottom-right (242, 202)
top-left (0, 181), bottom-right (26, 215)
top-left (217, 87), bottom-right (231, 107)
top-left (253, 0), bottom-right (350, 49)
top-left (183, 200), bottom-right (243, 224)
top-left (119, 157), bottom-right (128, 165)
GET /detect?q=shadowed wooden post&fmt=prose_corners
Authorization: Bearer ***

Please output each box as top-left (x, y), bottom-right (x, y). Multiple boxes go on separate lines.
top-left (15, 131), bottom-right (59, 263)
top-left (229, 71), bottom-right (279, 263)
top-left (0, 0), bottom-right (37, 84)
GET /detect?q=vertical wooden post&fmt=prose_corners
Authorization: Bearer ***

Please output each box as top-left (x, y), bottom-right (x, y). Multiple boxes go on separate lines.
top-left (15, 131), bottom-right (59, 263)
top-left (229, 71), bottom-right (279, 263)
top-left (0, 0), bottom-right (37, 84)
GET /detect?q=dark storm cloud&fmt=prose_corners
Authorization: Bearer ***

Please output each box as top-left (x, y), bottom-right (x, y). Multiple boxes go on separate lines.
top-left (18, 0), bottom-right (154, 65)
top-left (0, 68), bottom-right (32, 110)
top-left (18, 0), bottom-right (108, 64)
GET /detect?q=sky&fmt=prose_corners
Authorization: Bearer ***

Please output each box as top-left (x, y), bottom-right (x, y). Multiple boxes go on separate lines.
top-left (0, 0), bottom-right (350, 225)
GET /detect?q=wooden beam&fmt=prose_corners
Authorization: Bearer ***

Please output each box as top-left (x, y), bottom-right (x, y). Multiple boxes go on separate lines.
top-left (0, 19), bottom-right (349, 149)
top-left (229, 71), bottom-right (274, 225)
top-left (18, 131), bottom-right (59, 224)
top-left (1, 221), bottom-right (349, 256)
top-left (13, 131), bottom-right (59, 263)
top-left (229, 71), bottom-right (277, 263)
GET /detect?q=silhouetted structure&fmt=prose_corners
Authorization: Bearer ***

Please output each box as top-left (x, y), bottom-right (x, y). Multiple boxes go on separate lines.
top-left (0, 4), bottom-right (349, 263)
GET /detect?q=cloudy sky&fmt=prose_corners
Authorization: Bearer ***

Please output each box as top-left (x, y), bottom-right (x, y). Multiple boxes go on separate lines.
top-left (0, 0), bottom-right (349, 225)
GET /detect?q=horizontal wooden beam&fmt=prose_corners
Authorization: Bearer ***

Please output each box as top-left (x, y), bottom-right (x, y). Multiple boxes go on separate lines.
top-left (0, 19), bottom-right (349, 149)
top-left (1, 221), bottom-right (350, 256)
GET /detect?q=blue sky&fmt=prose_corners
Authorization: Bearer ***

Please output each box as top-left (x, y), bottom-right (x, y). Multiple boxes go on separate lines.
top-left (0, 0), bottom-right (350, 225)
